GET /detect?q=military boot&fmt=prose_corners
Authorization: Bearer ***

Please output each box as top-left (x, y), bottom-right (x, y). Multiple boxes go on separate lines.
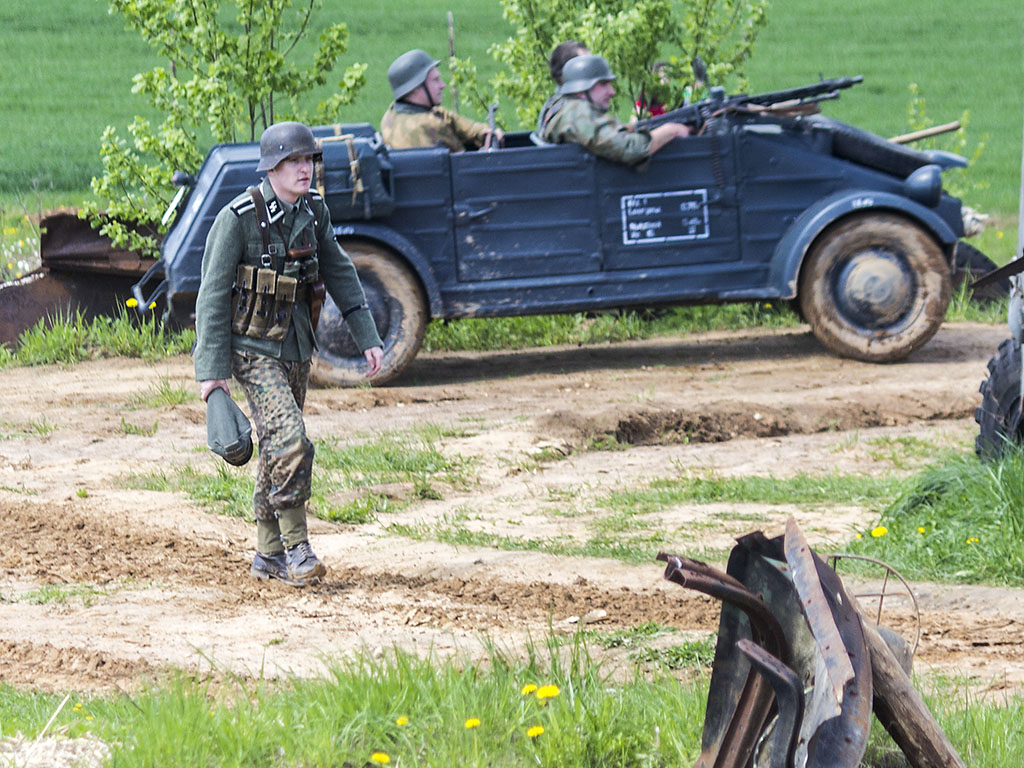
top-left (285, 541), bottom-right (326, 585)
top-left (250, 551), bottom-right (293, 583)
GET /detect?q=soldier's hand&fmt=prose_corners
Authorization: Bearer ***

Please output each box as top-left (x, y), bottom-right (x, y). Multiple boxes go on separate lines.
top-left (199, 379), bottom-right (230, 402)
top-left (364, 346), bottom-right (383, 378)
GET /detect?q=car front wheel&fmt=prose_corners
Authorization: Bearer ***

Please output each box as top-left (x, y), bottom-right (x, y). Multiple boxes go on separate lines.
top-left (798, 213), bottom-right (951, 363)
top-left (311, 241), bottom-right (427, 387)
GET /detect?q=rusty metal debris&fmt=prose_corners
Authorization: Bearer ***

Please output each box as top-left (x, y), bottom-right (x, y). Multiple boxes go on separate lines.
top-left (658, 517), bottom-right (965, 768)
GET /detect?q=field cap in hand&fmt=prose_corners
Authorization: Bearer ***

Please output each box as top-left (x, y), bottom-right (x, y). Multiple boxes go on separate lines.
top-left (206, 388), bottom-right (253, 466)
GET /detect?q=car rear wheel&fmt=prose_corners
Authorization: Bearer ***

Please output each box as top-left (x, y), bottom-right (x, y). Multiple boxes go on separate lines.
top-left (798, 213), bottom-right (951, 363)
top-left (310, 241), bottom-right (427, 387)
top-left (975, 338), bottom-right (1024, 459)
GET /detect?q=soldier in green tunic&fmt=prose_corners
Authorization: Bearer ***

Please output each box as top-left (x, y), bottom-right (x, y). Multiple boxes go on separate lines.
top-left (193, 121), bottom-right (384, 587)
top-left (540, 54), bottom-right (691, 166)
top-left (380, 49), bottom-right (502, 152)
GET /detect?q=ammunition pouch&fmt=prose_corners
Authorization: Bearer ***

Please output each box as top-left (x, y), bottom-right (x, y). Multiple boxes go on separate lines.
top-left (231, 267), bottom-right (298, 342)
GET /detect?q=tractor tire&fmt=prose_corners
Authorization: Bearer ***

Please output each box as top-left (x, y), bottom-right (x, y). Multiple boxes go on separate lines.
top-left (806, 115), bottom-right (934, 178)
top-left (975, 338), bottom-right (1024, 459)
top-left (798, 213), bottom-right (951, 363)
top-left (310, 241), bottom-right (427, 387)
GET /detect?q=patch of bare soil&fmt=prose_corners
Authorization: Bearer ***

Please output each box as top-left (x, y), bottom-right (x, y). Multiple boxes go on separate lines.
top-left (1, 322), bottom-right (1022, 699)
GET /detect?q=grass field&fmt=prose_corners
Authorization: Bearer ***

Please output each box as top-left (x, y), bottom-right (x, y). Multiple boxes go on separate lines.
top-left (1, 0), bottom-right (1021, 229)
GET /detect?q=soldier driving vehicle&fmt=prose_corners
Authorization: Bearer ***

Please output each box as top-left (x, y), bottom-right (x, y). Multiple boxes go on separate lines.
top-left (380, 48), bottom-right (502, 152)
top-left (129, 67), bottom-right (989, 388)
top-left (192, 121), bottom-right (383, 587)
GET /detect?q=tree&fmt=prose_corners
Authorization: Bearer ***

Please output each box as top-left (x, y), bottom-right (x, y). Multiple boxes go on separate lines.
top-left (451, 0), bottom-right (768, 130)
top-left (85, 0), bottom-right (366, 256)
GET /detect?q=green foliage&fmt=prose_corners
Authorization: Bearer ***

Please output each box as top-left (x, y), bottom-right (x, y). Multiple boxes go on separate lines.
top-left (1, 307), bottom-right (195, 368)
top-left (846, 448), bottom-right (1024, 586)
top-left (452, 0), bottom-right (769, 128)
top-left (83, 0), bottom-right (366, 256)
top-left (905, 82), bottom-right (987, 206)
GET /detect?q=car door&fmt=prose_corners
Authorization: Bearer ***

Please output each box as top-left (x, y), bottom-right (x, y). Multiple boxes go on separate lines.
top-left (449, 144), bottom-right (600, 283)
top-left (598, 133), bottom-right (743, 297)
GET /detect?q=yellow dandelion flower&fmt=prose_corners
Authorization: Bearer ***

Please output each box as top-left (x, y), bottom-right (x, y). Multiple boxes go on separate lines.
top-left (395, 715), bottom-right (409, 726)
top-left (520, 683), bottom-right (538, 696)
top-left (966, 536), bottom-right (979, 544)
top-left (997, 231), bottom-right (1005, 239)
top-left (917, 527), bottom-right (925, 534)
top-left (370, 752), bottom-right (390, 764)
top-left (527, 725), bottom-right (545, 738)
top-left (536, 684), bottom-right (560, 700)
top-left (870, 526), bottom-right (888, 538)
top-left (125, 297), bottom-right (139, 308)
top-left (855, 533), bottom-right (862, 539)
top-left (148, 301), bottom-right (157, 310)
top-left (85, 716), bottom-right (93, 721)
top-left (2, 227), bottom-right (16, 235)
top-left (464, 717), bottom-right (481, 729)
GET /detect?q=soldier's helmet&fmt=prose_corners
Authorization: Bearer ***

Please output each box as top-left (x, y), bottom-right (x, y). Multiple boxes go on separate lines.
top-left (388, 49), bottom-right (440, 100)
top-left (558, 54), bottom-right (616, 96)
top-left (257, 121), bottom-right (322, 172)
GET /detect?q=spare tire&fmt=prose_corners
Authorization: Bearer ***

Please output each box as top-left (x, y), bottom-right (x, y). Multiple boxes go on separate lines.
top-left (805, 115), bottom-right (934, 178)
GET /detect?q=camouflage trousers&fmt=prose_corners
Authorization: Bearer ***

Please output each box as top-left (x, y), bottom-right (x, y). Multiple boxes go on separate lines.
top-left (230, 350), bottom-right (313, 521)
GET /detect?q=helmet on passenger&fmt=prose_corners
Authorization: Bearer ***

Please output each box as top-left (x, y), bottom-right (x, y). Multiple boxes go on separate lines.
top-left (557, 54), bottom-right (616, 96)
top-left (257, 122), bottom-right (321, 172)
top-left (388, 49), bottom-right (441, 100)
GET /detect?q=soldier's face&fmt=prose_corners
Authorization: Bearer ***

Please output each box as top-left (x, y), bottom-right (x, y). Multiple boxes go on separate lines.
top-left (267, 154), bottom-right (315, 204)
top-left (589, 80), bottom-right (615, 112)
top-left (424, 67), bottom-right (446, 104)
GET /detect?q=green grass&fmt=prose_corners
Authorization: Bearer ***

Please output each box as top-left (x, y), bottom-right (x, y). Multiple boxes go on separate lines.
top-left (16, 583), bottom-right (109, 607)
top-left (0, 307), bottom-right (195, 368)
top-left (120, 427), bottom-right (472, 520)
top-left (0, 641), bottom-right (1020, 767)
top-left (845, 448), bottom-right (1024, 586)
top-left (598, 470), bottom-right (902, 515)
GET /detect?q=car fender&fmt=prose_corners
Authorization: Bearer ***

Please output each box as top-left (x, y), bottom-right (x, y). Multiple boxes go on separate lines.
top-left (332, 221), bottom-right (442, 315)
top-left (769, 190), bottom-right (959, 297)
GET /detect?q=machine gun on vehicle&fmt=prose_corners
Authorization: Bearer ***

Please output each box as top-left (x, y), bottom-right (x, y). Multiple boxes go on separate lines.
top-left (636, 74), bottom-right (864, 134)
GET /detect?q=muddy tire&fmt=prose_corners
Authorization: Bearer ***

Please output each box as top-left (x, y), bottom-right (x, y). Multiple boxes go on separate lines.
top-left (310, 242), bottom-right (427, 387)
top-left (798, 213), bottom-right (951, 363)
top-left (975, 338), bottom-right (1024, 459)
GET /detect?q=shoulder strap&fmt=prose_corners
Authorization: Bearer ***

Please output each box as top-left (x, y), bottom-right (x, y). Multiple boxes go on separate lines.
top-left (247, 185), bottom-right (276, 270)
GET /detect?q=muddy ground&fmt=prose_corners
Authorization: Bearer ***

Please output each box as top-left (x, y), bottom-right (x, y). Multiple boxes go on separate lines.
top-left (1, 322), bottom-right (1022, 700)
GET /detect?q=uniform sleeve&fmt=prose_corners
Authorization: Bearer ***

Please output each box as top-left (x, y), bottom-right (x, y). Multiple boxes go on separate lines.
top-left (315, 205), bottom-right (384, 352)
top-left (584, 113), bottom-right (652, 166)
top-left (543, 100), bottom-right (652, 166)
top-left (444, 108), bottom-right (490, 150)
top-left (193, 208), bottom-right (244, 381)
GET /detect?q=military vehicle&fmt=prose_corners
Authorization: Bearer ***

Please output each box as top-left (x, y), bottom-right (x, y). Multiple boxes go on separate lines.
top-left (5, 74), bottom-right (994, 387)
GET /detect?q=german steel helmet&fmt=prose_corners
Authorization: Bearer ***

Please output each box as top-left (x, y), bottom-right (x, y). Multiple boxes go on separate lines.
top-left (558, 54), bottom-right (616, 96)
top-left (388, 49), bottom-right (440, 100)
top-left (257, 121), bottom-right (322, 172)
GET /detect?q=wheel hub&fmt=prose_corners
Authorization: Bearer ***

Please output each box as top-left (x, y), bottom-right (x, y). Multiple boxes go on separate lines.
top-left (833, 247), bottom-right (915, 329)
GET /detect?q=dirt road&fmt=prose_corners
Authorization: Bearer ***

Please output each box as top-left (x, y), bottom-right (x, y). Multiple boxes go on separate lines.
top-left (1, 322), bottom-right (1021, 697)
